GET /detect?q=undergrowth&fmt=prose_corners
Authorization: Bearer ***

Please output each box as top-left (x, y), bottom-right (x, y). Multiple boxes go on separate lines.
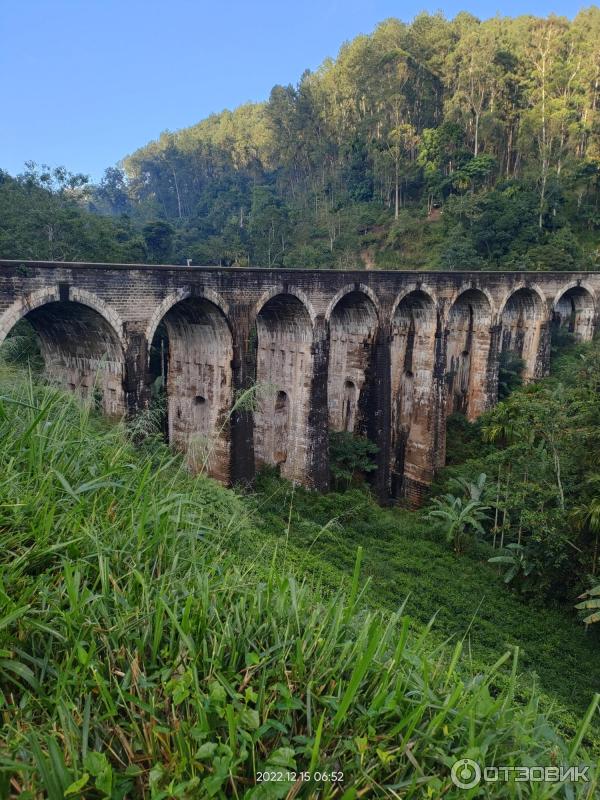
top-left (0, 369), bottom-right (598, 798)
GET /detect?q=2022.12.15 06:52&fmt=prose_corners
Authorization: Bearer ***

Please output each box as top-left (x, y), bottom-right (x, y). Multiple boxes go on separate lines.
top-left (256, 771), bottom-right (344, 783)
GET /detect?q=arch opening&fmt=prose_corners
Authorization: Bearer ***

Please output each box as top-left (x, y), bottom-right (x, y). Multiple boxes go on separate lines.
top-left (1, 301), bottom-right (125, 416)
top-left (253, 294), bottom-right (313, 483)
top-left (552, 286), bottom-right (595, 343)
top-left (327, 291), bottom-right (378, 440)
top-left (446, 289), bottom-right (493, 420)
top-left (149, 296), bottom-right (233, 482)
top-left (390, 290), bottom-right (437, 499)
top-left (500, 287), bottom-right (545, 384)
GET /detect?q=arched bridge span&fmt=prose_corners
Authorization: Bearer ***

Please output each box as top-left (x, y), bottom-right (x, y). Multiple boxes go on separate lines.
top-left (1, 260), bottom-right (598, 503)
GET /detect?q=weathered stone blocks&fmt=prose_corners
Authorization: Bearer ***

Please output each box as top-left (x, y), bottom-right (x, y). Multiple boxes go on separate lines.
top-left (0, 261), bottom-right (598, 502)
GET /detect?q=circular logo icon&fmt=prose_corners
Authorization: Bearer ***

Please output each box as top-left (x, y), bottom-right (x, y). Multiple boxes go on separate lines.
top-left (451, 758), bottom-right (482, 789)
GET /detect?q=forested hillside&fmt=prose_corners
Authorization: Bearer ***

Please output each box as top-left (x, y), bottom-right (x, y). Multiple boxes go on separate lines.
top-left (2, 10), bottom-right (600, 270)
top-left (111, 9), bottom-right (600, 270)
top-left (0, 166), bottom-right (145, 263)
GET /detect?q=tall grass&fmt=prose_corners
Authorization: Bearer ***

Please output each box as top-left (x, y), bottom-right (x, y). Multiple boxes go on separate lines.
top-left (0, 369), bottom-right (598, 798)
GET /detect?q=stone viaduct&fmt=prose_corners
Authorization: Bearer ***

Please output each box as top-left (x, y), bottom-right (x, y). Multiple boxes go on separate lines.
top-left (1, 260), bottom-right (598, 502)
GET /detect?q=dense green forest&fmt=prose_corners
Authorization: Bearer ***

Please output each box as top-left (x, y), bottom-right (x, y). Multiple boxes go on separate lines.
top-left (2, 9), bottom-right (600, 270)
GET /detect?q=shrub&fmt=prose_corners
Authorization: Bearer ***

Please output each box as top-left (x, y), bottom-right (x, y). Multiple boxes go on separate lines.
top-left (328, 430), bottom-right (379, 489)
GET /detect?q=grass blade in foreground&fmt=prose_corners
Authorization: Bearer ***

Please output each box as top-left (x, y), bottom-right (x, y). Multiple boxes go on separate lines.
top-left (0, 370), bottom-right (597, 798)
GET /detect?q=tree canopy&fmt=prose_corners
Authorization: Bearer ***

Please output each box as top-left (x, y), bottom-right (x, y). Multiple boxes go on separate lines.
top-left (2, 10), bottom-right (600, 269)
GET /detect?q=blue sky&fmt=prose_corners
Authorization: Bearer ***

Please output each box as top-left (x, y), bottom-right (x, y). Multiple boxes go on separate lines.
top-left (0, 0), bottom-right (592, 182)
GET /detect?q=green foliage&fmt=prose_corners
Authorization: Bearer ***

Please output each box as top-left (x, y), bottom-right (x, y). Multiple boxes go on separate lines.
top-left (447, 472), bottom-right (495, 506)
top-left (248, 185), bottom-right (289, 267)
top-left (443, 413), bottom-right (490, 465)
top-left (251, 470), bottom-right (600, 745)
top-left (107, 11), bottom-right (600, 269)
top-left (426, 492), bottom-right (490, 554)
top-left (497, 349), bottom-right (525, 400)
top-left (142, 219), bottom-right (175, 263)
top-left (0, 319), bottom-right (43, 371)
top-left (0, 168), bottom-right (146, 262)
top-left (439, 337), bottom-right (600, 601)
top-left (3, 370), bottom-right (597, 796)
top-left (576, 585), bottom-right (600, 626)
top-left (3, 12), bottom-right (600, 268)
top-left (489, 543), bottom-right (536, 585)
top-left (438, 223), bottom-right (485, 270)
top-left (328, 431), bottom-right (379, 489)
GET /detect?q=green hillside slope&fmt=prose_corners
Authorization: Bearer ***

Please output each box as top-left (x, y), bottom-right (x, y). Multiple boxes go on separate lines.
top-left (113, 10), bottom-right (600, 270)
top-left (2, 11), bottom-right (599, 271)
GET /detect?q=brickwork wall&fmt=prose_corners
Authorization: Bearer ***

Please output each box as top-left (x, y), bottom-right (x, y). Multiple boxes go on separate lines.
top-left (253, 294), bottom-right (314, 485)
top-left (160, 297), bottom-right (233, 483)
top-left (390, 291), bottom-right (438, 497)
top-left (327, 290), bottom-right (379, 435)
top-left (446, 289), bottom-right (494, 421)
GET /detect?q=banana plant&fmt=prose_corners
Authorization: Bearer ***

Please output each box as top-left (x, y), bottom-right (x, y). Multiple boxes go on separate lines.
top-left (488, 542), bottom-right (534, 583)
top-left (575, 585), bottom-right (600, 626)
top-left (427, 494), bottom-right (489, 554)
top-left (449, 472), bottom-right (490, 502)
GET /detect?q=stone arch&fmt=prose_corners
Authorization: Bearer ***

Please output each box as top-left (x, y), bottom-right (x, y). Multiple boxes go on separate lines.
top-left (447, 283), bottom-right (497, 321)
top-left (254, 285), bottom-right (317, 326)
top-left (324, 283), bottom-right (381, 323)
top-left (390, 289), bottom-right (437, 499)
top-left (552, 283), bottom-right (596, 342)
top-left (253, 293), bottom-right (314, 483)
top-left (0, 287), bottom-right (126, 416)
top-left (498, 283), bottom-right (547, 320)
top-left (327, 289), bottom-right (379, 437)
top-left (499, 286), bottom-right (548, 382)
top-left (0, 286), bottom-right (126, 348)
top-left (390, 284), bottom-right (440, 323)
top-left (145, 286), bottom-right (231, 354)
top-left (149, 295), bottom-right (233, 483)
top-left (68, 287), bottom-right (126, 344)
top-left (446, 288), bottom-right (493, 420)
top-left (0, 288), bottom-right (58, 346)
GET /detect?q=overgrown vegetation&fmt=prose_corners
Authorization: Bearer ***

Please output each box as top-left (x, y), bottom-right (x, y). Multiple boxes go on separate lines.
top-left (0, 319), bottom-right (43, 371)
top-left (328, 431), bottom-right (379, 489)
top-left (1, 358), bottom-right (600, 796)
top-left (251, 468), bottom-right (600, 748)
top-left (0, 166), bottom-right (145, 263)
top-left (426, 486), bottom-right (489, 555)
top-left (434, 336), bottom-right (600, 603)
top-left (248, 336), bottom-right (600, 749)
top-left (112, 10), bottom-right (600, 270)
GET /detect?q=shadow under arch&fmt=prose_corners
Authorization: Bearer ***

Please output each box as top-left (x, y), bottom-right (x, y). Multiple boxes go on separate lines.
top-left (446, 288), bottom-right (493, 420)
top-left (0, 291), bottom-right (126, 416)
top-left (390, 289), bottom-right (437, 500)
top-left (148, 295), bottom-right (233, 483)
top-left (327, 290), bottom-right (379, 437)
top-left (499, 286), bottom-right (547, 382)
top-left (254, 285), bottom-right (318, 327)
top-left (324, 283), bottom-right (381, 323)
top-left (253, 293), bottom-right (314, 484)
top-left (144, 287), bottom-right (231, 354)
top-left (552, 284), bottom-right (596, 342)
